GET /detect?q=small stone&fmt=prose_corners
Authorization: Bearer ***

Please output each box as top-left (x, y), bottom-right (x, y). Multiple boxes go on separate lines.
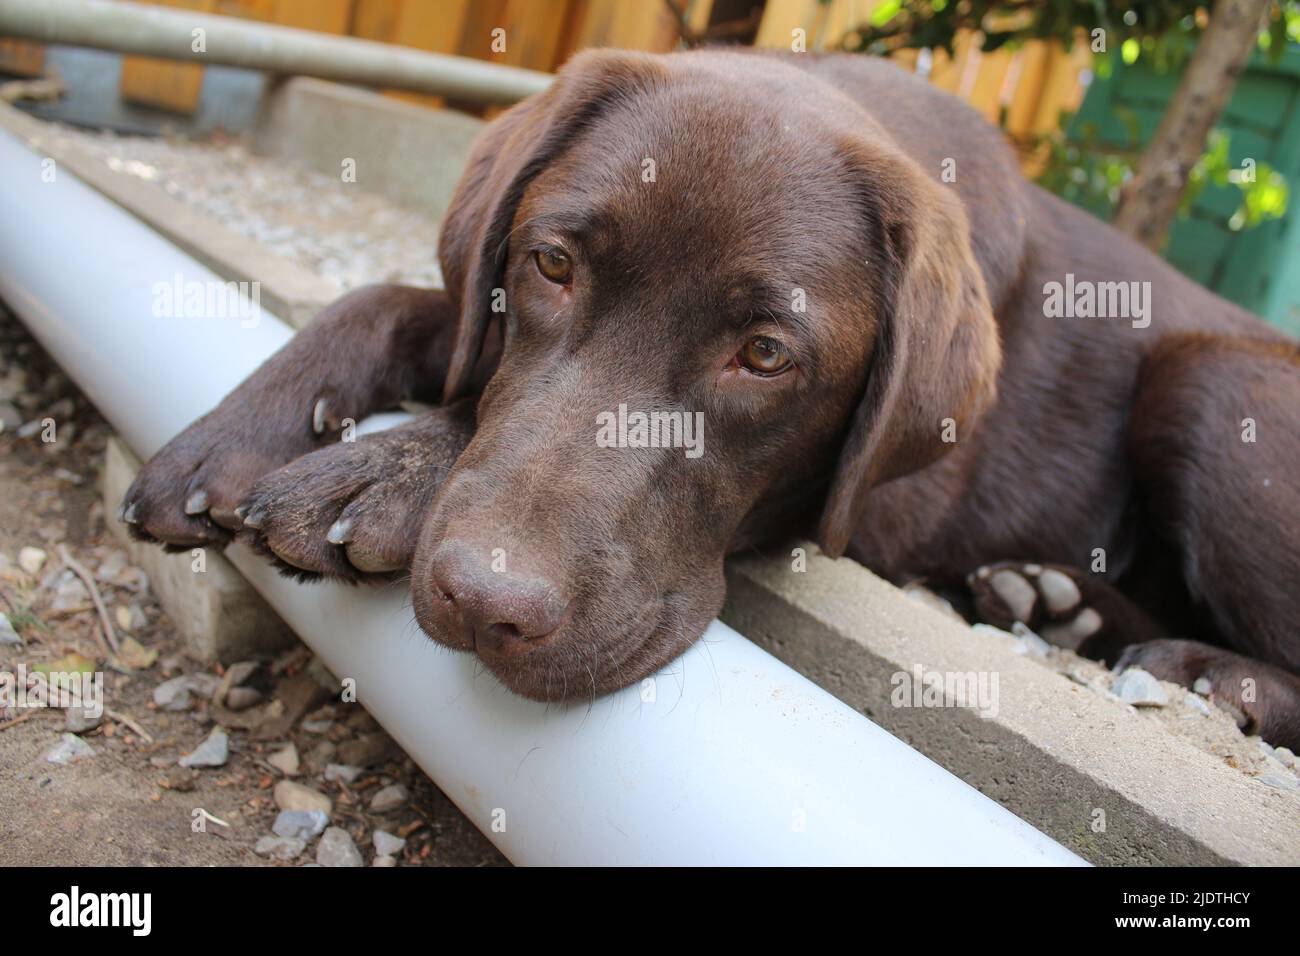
top-left (153, 676), bottom-right (194, 712)
top-left (1258, 740), bottom-right (1276, 758)
top-left (95, 550), bottom-right (128, 583)
top-left (1258, 772), bottom-right (1299, 791)
top-left (224, 660), bottom-right (261, 687)
top-left (225, 686), bottom-right (264, 711)
top-left (1192, 677), bottom-right (1214, 696)
top-left (216, 660), bottom-right (261, 707)
top-left (49, 573), bottom-right (89, 612)
top-left (1273, 747), bottom-right (1296, 769)
top-left (1111, 668), bottom-right (1168, 707)
top-left (272, 809), bottom-right (328, 840)
top-left (0, 612), bottom-right (21, 645)
top-left (153, 672), bottom-right (221, 711)
top-left (273, 780), bottom-right (332, 815)
top-left (267, 743), bottom-right (300, 776)
top-left (45, 732), bottom-right (95, 765)
top-left (373, 830), bottom-right (405, 856)
top-left (255, 835), bottom-right (306, 861)
top-left (179, 728), bottom-right (229, 768)
top-left (303, 740), bottom-right (337, 774)
top-left (1010, 622), bottom-right (1051, 659)
top-left (301, 718), bottom-right (334, 734)
top-left (65, 705), bottom-right (102, 733)
top-left (18, 546), bottom-right (46, 576)
top-left (316, 826), bottom-right (363, 867)
top-left (372, 854), bottom-right (397, 867)
top-left (183, 672), bottom-right (222, 700)
top-left (1182, 692), bottom-right (1212, 717)
top-left (0, 401), bottom-right (21, 431)
top-left (369, 783), bottom-right (409, 814)
top-left (324, 763), bottom-right (360, 784)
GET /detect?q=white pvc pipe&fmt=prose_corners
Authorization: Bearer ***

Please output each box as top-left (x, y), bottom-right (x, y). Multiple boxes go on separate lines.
top-left (0, 0), bottom-right (552, 106)
top-left (0, 127), bottom-right (1085, 866)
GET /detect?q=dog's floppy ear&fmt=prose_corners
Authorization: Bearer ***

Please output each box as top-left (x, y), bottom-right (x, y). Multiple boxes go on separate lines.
top-left (816, 145), bottom-right (1001, 559)
top-left (439, 50), bottom-right (667, 402)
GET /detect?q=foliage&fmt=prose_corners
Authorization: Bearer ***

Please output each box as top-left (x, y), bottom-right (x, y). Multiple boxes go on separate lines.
top-left (840, 1), bottom-right (1298, 230)
top-left (843, 0), bottom-right (1300, 64)
top-left (1035, 114), bottom-right (1289, 229)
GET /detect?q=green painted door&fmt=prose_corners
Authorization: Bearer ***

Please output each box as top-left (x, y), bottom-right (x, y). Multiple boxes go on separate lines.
top-left (1068, 47), bottom-right (1300, 336)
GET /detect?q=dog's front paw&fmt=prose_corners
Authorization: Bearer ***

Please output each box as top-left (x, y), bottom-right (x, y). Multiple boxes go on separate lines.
top-left (967, 561), bottom-right (1103, 650)
top-left (120, 392), bottom-right (351, 550)
top-left (238, 405), bottom-right (475, 582)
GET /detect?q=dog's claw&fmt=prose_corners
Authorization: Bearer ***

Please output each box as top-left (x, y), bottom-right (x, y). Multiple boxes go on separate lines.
top-left (312, 398), bottom-right (329, 435)
top-left (326, 517), bottom-right (353, 545)
top-left (120, 501), bottom-right (139, 525)
top-left (242, 507), bottom-right (266, 530)
top-left (184, 490), bottom-right (210, 515)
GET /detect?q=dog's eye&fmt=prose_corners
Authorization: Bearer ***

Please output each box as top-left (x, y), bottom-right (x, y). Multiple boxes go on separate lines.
top-left (534, 248), bottom-right (573, 285)
top-left (737, 336), bottom-right (793, 376)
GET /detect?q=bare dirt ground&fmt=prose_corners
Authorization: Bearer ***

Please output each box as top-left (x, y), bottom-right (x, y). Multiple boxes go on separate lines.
top-left (0, 300), bottom-right (505, 867)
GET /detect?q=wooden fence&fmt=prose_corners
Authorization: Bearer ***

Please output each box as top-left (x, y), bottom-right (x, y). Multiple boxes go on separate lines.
top-left (0, 0), bottom-right (1094, 167)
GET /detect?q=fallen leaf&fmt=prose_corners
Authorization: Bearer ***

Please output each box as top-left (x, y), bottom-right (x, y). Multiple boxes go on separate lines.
top-left (33, 652), bottom-right (96, 675)
top-left (111, 637), bottom-right (157, 672)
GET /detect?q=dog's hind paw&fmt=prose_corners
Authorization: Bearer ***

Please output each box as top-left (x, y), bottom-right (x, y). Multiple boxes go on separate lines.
top-left (1115, 638), bottom-right (1300, 749)
top-left (237, 404), bottom-right (475, 583)
top-left (967, 561), bottom-right (1104, 651)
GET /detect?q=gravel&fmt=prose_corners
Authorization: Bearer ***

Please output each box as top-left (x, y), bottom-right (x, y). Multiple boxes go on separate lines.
top-left (64, 705), bottom-right (101, 733)
top-left (44, 732), bottom-right (95, 765)
top-left (1110, 668), bottom-right (1170, 707)
top-left (152, 675), bottom-right (195, 712)
top-left (179, 727), bottom-right (230, 768)
top-left (267, 742), bottom-right (300, 776)
top-left (316, 827), bottom-right (364, 867)
top-left (273, 780), bottom-right (332, 815)
top-left (53, 128), bottom-right (442, 297)
top-left (255, 836), bottom-right (307, 861)
top-left (324, 763), bottom-right (360, 784)
top-left (272, 809), bottom-right (329, 841)
top-left (373, 830), bottom-right (406, 857)
top-left (369, 783), bottom-right (409, 814)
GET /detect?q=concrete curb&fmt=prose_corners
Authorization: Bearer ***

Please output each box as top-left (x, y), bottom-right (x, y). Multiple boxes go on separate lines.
top-left (0, 100), bottom-right (337, 329)
top-left (723, 545), bottom-right (1300, 865)
top-left (253, 76), bottom-right (484, 222)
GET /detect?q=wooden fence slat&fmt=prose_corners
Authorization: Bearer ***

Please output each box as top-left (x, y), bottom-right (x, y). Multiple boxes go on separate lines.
top-left (349, 0), bottom-right (403, 42)
top-left (0, 38), bottom-right (47, 78)
top-left (271, 0), bottom-right (352, 34)
top-left (497, 0), bottom-right (572, 69)
top-left (967, 44), bottom-right (1014, 122)
top-left (1004, 40), bottom-right (1050, 140)
top-left (119, 0), bottom-right (218, 116)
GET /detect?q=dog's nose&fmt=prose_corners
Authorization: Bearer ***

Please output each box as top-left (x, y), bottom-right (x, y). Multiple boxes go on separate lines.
top-left (429, 540), bottom-right (568, 654)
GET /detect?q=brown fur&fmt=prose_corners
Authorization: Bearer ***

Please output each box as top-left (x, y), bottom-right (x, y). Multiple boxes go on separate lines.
top-left (123, 49), bottom-right (1300, 744)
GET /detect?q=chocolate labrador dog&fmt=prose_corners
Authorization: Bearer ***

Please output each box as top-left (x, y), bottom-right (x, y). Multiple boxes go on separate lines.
top-left (120, 49), bottom-right (1300, 746)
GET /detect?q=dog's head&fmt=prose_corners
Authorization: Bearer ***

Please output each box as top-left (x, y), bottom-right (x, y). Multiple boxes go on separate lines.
top-left (412, 50), bottom-right (1000, 699)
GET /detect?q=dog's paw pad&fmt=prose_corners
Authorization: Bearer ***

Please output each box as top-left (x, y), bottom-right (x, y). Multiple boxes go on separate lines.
top-left (969, 561), bottom-right (1100, 650)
